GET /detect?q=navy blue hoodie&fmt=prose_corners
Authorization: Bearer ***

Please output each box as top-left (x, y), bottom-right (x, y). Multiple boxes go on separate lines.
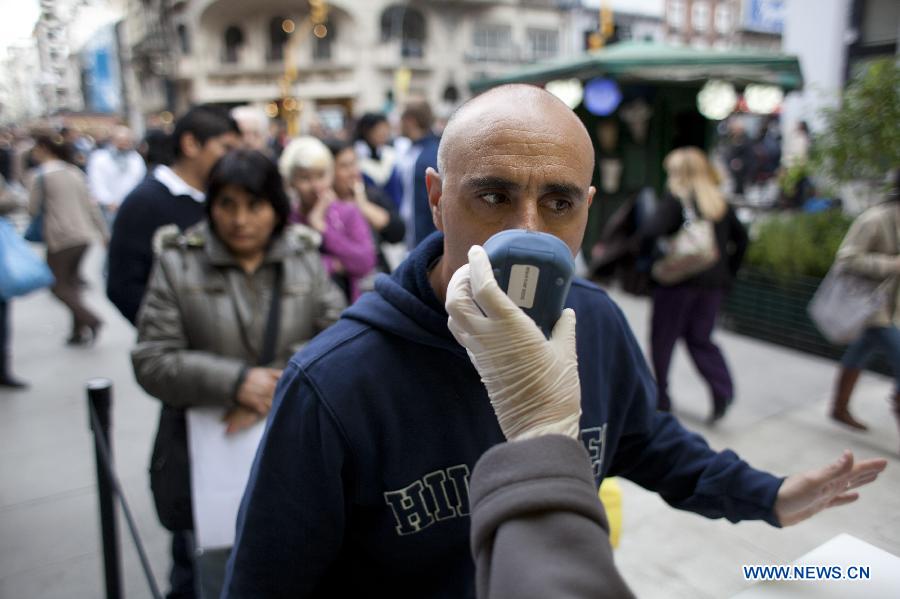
top-left (223, 233), bottom-right (783, 599)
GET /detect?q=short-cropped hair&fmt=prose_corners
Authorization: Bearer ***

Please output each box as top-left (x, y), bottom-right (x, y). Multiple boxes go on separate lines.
top-left (278, 136), bottom-right (334, 181)
top-left (173, 105), bottom-right (240, 160)
top-left (205, 149), bottom-right (290, 237)
top-left (401, 102), bottom-right (434, 131)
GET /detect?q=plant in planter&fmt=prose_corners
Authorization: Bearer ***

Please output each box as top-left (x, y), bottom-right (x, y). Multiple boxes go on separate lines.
top-left (744, 210), bottom-right (853, 279)
top-left (811, 58), bottom-right (900, 208)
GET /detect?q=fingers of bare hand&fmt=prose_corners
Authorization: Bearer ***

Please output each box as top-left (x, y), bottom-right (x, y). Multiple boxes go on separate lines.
top-left (826, 493), bottom-right (859, 509)
top-left (846, 471), bottom-right (880, 491)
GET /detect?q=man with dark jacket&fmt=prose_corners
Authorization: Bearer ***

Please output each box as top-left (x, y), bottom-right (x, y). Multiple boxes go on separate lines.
top-left (106, 106), bottom-right (241, 325)
top-left (223, 85), bottom-right (887, 598)
top-left (106, 105), bottom-right (239, 599)
top-left (397, 101), bottom-right (440, 249)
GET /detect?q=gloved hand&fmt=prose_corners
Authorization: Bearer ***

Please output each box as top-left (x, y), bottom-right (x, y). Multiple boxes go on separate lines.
top-left (446, 245), bottom-right (582, 441)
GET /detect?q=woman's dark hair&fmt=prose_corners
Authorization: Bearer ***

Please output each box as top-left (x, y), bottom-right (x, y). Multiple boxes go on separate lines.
top-left (324, 138), bottom-right (353, 159)
top-left (354, 112), bottom-right (388, 143)
top-left (33, 132), bottom-right (75, 164)
top-left (205, 149), bottom-right (290, 237)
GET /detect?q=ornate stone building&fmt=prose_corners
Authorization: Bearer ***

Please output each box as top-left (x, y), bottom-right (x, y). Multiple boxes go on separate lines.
top-left (123, 0), bottom-right (580, 131)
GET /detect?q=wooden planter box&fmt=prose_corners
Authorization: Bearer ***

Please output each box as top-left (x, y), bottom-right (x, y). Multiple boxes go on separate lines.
top-left (721, 269), bottom-right (890, 376)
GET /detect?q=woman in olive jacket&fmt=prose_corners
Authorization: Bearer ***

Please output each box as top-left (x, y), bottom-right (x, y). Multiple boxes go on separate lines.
top-left (131, 150), bottom-right (346, 598)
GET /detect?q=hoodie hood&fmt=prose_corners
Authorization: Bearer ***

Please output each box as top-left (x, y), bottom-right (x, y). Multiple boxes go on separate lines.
top-left (343, 232), bottom-right (467, 357)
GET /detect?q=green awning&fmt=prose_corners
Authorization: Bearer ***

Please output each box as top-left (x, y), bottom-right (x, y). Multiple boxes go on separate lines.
top-left (469, 40), bottom-right (804, 92)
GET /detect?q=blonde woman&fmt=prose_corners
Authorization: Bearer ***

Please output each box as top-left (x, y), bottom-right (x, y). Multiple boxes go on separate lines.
top-left (280, 136), bottom-right (376, 302)
top-left (638, 147), bottom-right (748, 421)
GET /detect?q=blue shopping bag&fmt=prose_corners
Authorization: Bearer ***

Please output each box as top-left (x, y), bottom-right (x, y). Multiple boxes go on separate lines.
top-left (0, 218), bottom-right (55, 299)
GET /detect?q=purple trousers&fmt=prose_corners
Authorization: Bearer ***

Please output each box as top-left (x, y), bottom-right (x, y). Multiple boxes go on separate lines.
top-left (650, 286), bottom-right (733, 412)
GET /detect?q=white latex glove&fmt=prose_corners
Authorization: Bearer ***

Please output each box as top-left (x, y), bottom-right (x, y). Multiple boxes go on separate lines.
top-left (446, 245), bottom-right (582, 441)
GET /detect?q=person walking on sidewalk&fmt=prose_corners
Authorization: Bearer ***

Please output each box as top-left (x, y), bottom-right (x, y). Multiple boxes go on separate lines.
top-left (29, 133), bottom-right (108, 346)
top-left (638, 147), bottom-right (748, 421)
top-left (829, 169), bottom-right (900, 445)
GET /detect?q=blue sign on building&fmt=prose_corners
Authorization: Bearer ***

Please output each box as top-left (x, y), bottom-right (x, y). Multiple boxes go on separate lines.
top-left (81, 25), bottom-right (122, 114)
top-left (743, 0), bottom-right (785, 34)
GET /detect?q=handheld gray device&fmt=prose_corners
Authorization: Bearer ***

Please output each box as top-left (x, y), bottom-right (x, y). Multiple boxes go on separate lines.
top-left (482, 229), bottom-right (576, 338)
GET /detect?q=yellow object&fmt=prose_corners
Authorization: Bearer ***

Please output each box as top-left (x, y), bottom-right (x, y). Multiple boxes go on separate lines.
top-left (599, 477), bottom-right (622, 548)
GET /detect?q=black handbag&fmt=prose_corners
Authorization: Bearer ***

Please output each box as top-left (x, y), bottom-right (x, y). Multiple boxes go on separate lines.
top-left (148, 265), bottom-right (284, 532)
top-left (149, 405), bottom-right (193, 532)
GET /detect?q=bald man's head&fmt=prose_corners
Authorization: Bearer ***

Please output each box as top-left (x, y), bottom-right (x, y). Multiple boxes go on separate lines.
top-left (424, 84), bottom-right (597, 300)
top-left (437, 84), bottom-right (595, 179)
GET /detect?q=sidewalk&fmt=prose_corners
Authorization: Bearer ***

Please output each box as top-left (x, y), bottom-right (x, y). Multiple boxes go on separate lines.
top-left (1, 245), bottom-right (897, 598)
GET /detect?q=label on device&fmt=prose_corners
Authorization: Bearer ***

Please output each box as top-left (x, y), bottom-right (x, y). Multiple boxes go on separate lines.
top-left (507, 264), bottom-right (539, 308)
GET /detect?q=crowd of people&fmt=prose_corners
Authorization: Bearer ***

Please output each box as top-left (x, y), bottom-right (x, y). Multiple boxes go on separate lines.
top-left (0, 88), bottom-right (894, 599)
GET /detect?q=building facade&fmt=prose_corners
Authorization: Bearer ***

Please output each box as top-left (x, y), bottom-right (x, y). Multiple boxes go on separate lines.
top-left (0, 45), bottom-right (43, 125)
top-left (664, 0), bottom-right (782, 50)
top-left (122, 0), bottom-right (589, 132)
top-left (34, 0), bottom-right (86, 115)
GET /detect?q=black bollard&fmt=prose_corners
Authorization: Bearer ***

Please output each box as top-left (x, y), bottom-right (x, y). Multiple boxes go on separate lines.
top-left (87, 378), bottom-right (122, 599)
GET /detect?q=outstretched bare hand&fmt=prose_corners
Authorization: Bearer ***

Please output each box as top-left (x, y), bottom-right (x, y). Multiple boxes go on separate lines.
top-left (774, 450), bottom-right (887, 527)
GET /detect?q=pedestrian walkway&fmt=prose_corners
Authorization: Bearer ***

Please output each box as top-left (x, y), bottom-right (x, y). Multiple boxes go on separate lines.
top-left (0, 246), bottom-right (897, 598)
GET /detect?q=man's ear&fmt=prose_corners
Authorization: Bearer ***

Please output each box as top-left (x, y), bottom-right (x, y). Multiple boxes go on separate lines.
top-left (180, 132), bottom-right (200, 159)
top-left (587, 185), bottom-right (596, 208)
top-left (425, 167), bottom-right (444, 231)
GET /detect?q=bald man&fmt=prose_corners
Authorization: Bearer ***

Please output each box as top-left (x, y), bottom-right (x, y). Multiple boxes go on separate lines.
top-left (223, 85), bottom-right (886, 598)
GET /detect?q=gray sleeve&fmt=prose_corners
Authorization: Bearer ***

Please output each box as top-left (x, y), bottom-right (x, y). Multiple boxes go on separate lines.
top-left (470, 435), bottom-right (635, 599)
top-left (306, 251), bottom-right (346, 332)
top-left (836, 210), bottom-right (900, 278)
top-left (131, 256), bottom-right (246, 409)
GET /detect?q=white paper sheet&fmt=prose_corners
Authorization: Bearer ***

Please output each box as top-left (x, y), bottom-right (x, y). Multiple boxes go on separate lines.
top-left (187, 407), bottom-right (266, 550)
top-left (732, 533), bottom-right (900, 598)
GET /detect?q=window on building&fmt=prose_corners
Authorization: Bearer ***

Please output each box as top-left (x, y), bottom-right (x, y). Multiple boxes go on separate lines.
top-left (669, 0), bottom-right (686, 29)
top-left (527, 28), bottom-right (558, 61)
top-left (268, 16), bottom-right (289, 62)
top-left (692, 1), bottom-right (710, 33)
top-left (177, 24), bottom-right (191, 54)
top-left (473, 24), bottom-right (513, 61)
top-left (380, 5), bottom-right (426, 58)
top-left (222, 25), bottom-right (244, 64)
top-left (313, 20), bottom-right (335, 62)
top-left (715, 3), bottom-right (732, 34)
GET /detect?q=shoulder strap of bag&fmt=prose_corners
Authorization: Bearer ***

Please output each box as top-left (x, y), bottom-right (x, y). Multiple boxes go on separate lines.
top-left (257, 264), bottom-right (284, 366)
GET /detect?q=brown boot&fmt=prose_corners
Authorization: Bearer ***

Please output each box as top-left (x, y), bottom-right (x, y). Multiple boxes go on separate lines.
top-left (830, 367), bottom-right (868, 431)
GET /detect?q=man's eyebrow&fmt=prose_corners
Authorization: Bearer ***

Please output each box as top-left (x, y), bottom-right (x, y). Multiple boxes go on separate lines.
top-left (461, 176), bottom-right (521, 191)
top-left (541, 182), bottom-right (584, 199)
top-left (460, 177), bottom-right (584, 199)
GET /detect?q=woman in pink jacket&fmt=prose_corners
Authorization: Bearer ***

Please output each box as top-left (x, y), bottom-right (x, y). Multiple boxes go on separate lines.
top-left (280, 136), bottom-right (376, 302)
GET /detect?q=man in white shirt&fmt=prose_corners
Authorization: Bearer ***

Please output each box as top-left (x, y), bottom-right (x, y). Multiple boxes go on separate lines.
top-left (87, 126), bottom-right (146, 225)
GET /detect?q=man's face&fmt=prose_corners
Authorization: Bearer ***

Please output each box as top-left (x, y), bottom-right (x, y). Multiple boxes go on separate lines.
top-left (196, 132), bottom-right (242, 181)
top-left (427, 112), bottom-right (595, 279)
